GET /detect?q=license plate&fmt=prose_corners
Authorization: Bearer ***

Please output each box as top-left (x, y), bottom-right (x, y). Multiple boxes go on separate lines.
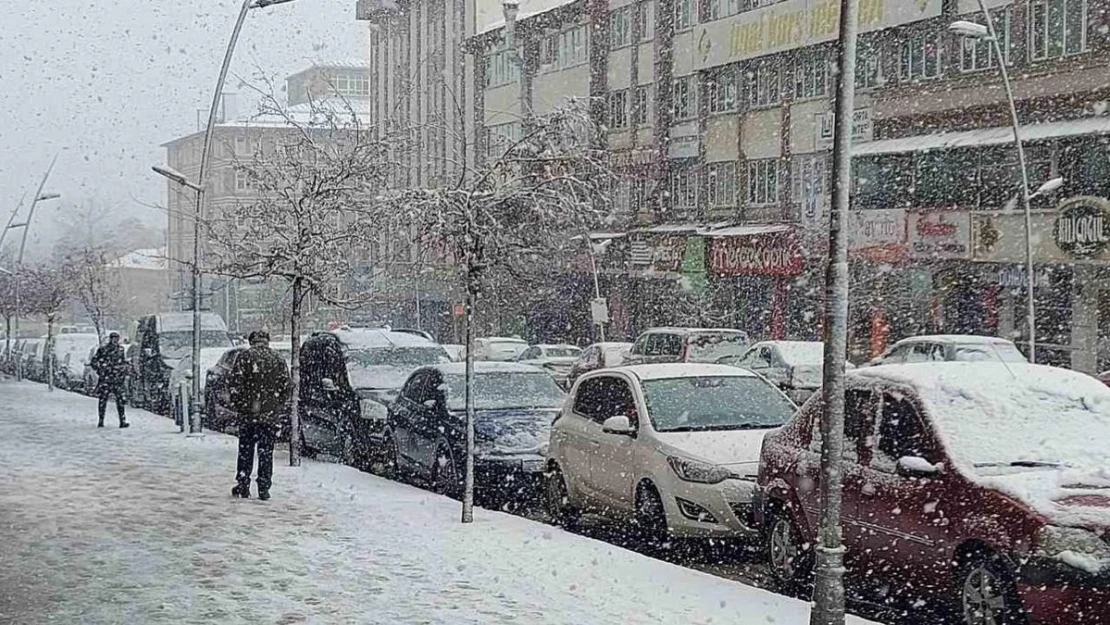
top-left (521, 459), bottom-right (545, 473)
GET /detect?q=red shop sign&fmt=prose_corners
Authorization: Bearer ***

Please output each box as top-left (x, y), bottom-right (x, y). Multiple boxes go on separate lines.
top-left (709, 234), bottom-right (803, 276)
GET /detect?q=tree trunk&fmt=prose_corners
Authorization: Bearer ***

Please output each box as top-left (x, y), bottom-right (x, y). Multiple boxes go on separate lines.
top-left (289, 275), bottom-right (303, 467)
top-left (4, 315), bottom-right (10, 365)
top-left (46, 312), bottom-right (56, 392)
top-left (461, 260), bottom-right (477, 524)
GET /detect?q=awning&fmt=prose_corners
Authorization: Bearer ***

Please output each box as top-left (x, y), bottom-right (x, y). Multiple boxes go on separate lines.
top-left (854, 116), bottom-right (1110, 157)
top-left (703, 224), bottom-right (794, 237)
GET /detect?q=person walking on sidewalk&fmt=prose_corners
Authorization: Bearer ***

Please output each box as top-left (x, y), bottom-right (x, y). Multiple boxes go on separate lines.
top-left (228, 330), bottom-right (290, 501)
top-left (91, 332), bottom-right (130, 429)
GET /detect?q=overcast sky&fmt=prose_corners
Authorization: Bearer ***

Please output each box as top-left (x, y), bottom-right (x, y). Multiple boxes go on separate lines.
top-left (0, 0), bottom-right (366, 258)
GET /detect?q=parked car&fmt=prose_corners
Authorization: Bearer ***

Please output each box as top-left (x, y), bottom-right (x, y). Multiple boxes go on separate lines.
top-left (299, 329), bottom-right (450, 464)
top-left (130, 312), bottom-right (233, 415)
top-left (82, 345), bottom-right (100, 395)
top-left (545, 363), bottom-right (796, 542)
top-left (441, 344), bottom-right (465, 362)
top-left (202, 345), bottom-right (295, 435)
top-left (756, 362), bottom-right (1110, 624)
top-left (392, 328), bottom-right (435, 342)
top-left (375, 362), bottom-right (565, 503)
top-left (719, 340), bottom-right (854, 405)
top-left (54, 333), bottom-right (101, 391)
top-left (21, 338), bottom-right (46, 381)
top-left (623, 328), bottom-right (750, 366)
top-left (515, 344), bottom-right (582, 386)
top-left (475, 337), bottom-right (528, 361)
top-left (566, 341), bottom-right (633, 387)
top-left (867, 334), bottom-right (1027, 366)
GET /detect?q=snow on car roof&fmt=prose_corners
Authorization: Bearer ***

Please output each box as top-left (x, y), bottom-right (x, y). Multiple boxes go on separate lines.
top-left (853, 362), bottom-right (1110, 469)
top-left (331, 328), bottom-right (438, 349)
top-left (433, 361), bottom-right (547, 375)
top-left (642, 327), bottom-right (747, 335)
top-left (615, 363), bottom-right (758, 380)
top-left (752, 341), bottom-right (824, 364)
top-left (892, 334), bottom-right (1014, 345)
top-left (482, 336), bottom-right (527, 344)
top-left (536, 344), bottom-right (580, 350)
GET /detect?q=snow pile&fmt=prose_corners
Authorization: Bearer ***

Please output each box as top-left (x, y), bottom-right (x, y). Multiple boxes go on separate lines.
top-left (0, 380), bottom-right (877, 625)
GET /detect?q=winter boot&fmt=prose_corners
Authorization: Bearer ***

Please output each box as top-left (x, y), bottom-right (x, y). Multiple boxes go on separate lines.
top-left (119, 421), bottom-right (130, 429)
top-left (97, 419), bottom-right (104, 428)
top-left (232, 484), bottom-right (251, 498)
top-left (258, 489), bottom-right (270, 501)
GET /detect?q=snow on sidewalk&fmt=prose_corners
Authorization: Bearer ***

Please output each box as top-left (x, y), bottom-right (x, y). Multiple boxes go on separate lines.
top-left (0, 380), bottom-right (875, 625)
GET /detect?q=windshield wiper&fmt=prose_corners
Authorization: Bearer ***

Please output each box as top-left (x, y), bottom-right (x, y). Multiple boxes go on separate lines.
top-left (974, 460), bottom-right (1063, 468)
top-left (662, 423), bottom-right (778, 432)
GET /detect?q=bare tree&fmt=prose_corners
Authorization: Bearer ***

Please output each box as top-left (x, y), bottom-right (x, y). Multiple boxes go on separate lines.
top-left (21, 263), bottom-right (74, 391)
top-left (205, 91), bottom-right (394, 467)
top-left (64, 247), bottom-right (120, 341)
top-left (394, 101), bottom-right (615, 522)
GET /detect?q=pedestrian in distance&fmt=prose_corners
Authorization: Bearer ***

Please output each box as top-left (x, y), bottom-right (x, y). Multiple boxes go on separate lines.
top-left (228, 330), bottom-right (291, 501)
top-left (91, 332), bottom-right (130, 429)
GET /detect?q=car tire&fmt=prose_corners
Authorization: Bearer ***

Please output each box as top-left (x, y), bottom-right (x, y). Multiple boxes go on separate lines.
top-left (765, 505), bottom-right (814, 595)
top-left (544, 463), bottom-right (581, 529)
top-left (957, 550), bottom-right (1026, 625)
top-left (431, 444), bottom-right (462, 500)
top-left (342, 429), bottom-right (366, 471)
top-left (375, 431), bottom-right (401, 480)
top-left (635, 482), bottom-right (669, 551)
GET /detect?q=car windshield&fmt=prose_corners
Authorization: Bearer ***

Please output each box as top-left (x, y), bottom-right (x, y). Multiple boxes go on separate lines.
top-left (542, 347), bottom-right (581, 358)
top-left (685, 333), bottom-right (749, 363)
top-left (642, 375), bottom-right (795, 432)
top-left (159, 331), bottom-right (233, 359)
top-left (347, 347), bottom-right (449, 368)
top-left (953, 342), bottom-right (1027, 363)
top-left (443, 372), bottom-right (565, 411)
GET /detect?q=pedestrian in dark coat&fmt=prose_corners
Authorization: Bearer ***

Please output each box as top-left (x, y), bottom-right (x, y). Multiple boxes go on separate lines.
top-left (91, 332), bottom-right (130, 429)
top-left (228, 330), bottom-right (291, 500)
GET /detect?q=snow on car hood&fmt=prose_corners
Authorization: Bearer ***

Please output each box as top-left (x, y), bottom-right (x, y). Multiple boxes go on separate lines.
top-left (347, 366), bottom-right (414, 391)
top-left (654, 428), bottom-right (777, 477)
top-left (975, 466), bottom-right (1110, 529)
top-left (468, 408), bottom-right (558, 455)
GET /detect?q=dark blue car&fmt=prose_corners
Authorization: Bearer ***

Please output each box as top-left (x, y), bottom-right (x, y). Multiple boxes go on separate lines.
top-left (380, 362), bottom-right (566, 504)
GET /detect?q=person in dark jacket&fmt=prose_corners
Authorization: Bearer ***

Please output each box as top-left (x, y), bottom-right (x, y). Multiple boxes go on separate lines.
top-left (228, 330), bottom-right (291, 500)
top-left (91, 332), bottom-right (130, 429)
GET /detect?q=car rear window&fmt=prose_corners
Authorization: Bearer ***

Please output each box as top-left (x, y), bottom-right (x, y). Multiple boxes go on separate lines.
top-left (685, 332), bottom-right (750, 363)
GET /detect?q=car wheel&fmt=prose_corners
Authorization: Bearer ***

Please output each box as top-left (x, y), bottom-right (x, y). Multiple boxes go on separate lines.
top-left (544, 464), bottom-right (580, 529)
top-left (635, 482), bottom-right (669, 550)
top-left (765, 505), bottom-right (814, 595)
top-left (342, 429), bottom-right (365, 471)
top-left (958, 550), bottom-right (1026, 625)
top-left (374, 431), bottom-right (400, 480)
top-left (431, 444), bottom-right (462, 500)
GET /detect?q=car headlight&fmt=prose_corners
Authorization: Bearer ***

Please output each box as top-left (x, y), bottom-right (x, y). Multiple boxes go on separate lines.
top-left (667, 456), bottom-right (732, 484)
top-left (1036, 525), bottom-right (1110, 571)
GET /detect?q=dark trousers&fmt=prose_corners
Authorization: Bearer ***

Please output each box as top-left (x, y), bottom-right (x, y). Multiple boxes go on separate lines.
top-left (97, 385), bottom-right (126, 424)
top-left (236, 421), bottom-right (276, 492)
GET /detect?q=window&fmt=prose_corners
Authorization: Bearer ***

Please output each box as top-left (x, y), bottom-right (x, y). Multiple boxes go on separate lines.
top-left (638, 1), bottom-right (654, 41)
top-left (747, 158), bottom-right (779, 206)
top-left (914, 149), bottom-right (979, 207)
top-left (675, 0), bottom-right (694, 30)
top-left (542, 25), bottom-right (589, 70)
top-left (979, 144), bottom-right (1052, 208)
top-left (707, 162), bottom-right (738, 208)
top-left (899, 30), bottom-right (942, 82)
top-left (486, 122), bottom-right (522, 159)
top-left (793, 48), bottom-right (829, 99)
top-left (335, 71), bottom-right (369, 97)
top-left (647, 333), bottom-right (683, 356)
top-left (961, 7), bottom-right (1013, 71)
top-left (876, 394), bottom-right (929, 464)
top-left (673, 75), bottom-right (697, 120)
top-left (1030, 0), bottom-right (1086, 60)
top-left (707, 66), bottom-right (739, 113)
top-left (702, 0), bottom-right (753, 21)
top-left (632, 85), bottom-right (652, 125)
top-left (856, 40), bottom-right (882, 89)
top-left (810, 388), bottom-right (873, 461)
top-left (234, 169), bottom-right (253, 192)
top-left (853, 154), bottom-right (913, 209)
top-left (670, 166), bottom-right (699, 212)
top-left (792, 153), bottom-right (828, 221)
top-left (609, 89), bottom-right (629, 128)
top-left (745, 60), bottom-right (780, 107)
top-left (611, 7), bottom-right (632, 49)
top-left (613, 178), bottom-right (633, 215)
top-left (484, 43), bottom-right (519, 88)
top-left (573, 376), bottom-right (638, 424)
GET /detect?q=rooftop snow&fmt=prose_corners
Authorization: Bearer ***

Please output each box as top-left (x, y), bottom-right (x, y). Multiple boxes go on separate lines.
top-left (855, 116), bottom-right (1110, 156)
top-left (477, 0), bottom-right (578, 35)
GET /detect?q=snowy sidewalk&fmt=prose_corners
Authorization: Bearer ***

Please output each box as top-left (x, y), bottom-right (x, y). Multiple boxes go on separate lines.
top-left (0, 380), bottom-right (874, 625)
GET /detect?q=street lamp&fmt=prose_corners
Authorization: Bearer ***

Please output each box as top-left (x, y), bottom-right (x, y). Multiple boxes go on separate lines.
top-left (155, 0), bottom-right (296, 437)
top-left (949, 5), bottom-right (1043, 363)
top-left (11, 161), bottom-right (61, 380)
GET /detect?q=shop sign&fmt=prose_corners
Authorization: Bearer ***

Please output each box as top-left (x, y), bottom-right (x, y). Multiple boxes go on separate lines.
top-left (1054, 196), bottom-right (1110, 257)
top-left (849, 208), bottom-right (905, 262)
top-left (629, 235), bottom-right (687, 273)
top-left (997, 265), bottom-right (1053, 289)
top-left (907, 210), bottom-right (972, 259)
top-left (692, 0), bottom-right (941, 70)
top-left (815, 108), bottom-right (873, 150)
top-left (709, 234), bottom-right (802, 276)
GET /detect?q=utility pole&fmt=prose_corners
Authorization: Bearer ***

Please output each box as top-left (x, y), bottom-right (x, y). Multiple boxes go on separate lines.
top-left (811, 0), bottom-right (859, 621)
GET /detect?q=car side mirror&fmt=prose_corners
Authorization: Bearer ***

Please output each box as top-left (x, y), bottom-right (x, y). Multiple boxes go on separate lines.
top-left (321, 377), bottom-right (338, 392)
top-left (602, 415), bottom-right (635, 436)
top-left (896, 456), bottom-right (943, 478)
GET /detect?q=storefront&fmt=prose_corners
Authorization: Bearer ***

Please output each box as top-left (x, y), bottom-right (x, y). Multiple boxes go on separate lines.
top-left (707, 225), bottom-right (804, 341)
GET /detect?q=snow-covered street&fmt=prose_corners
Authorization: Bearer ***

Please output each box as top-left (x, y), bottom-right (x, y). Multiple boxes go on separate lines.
top-left (0, 380), bottom-right (875, 625)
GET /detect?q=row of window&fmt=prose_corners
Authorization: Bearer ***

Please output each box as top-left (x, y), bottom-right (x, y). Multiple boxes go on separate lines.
top-left (484, 47), bottom-right (520, 88)
top-left (540, 25), bottom-right (588, 70)
top-left (607, 86), bottom-right (653, 128)
top-left (609, 2), bottom-right (653, 49)
top-left (669, 159), bottom-right (779, 210)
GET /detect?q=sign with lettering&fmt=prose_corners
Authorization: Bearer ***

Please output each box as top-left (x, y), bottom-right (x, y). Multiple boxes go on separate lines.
top-left (907, 210), bottom-right (971, 259)
top-left (709, 232), bottom-right (803, 276)
top-left (629, 235), bottom-right (687, 273)
top-left (692, 0), bottom-right (941, 70)
top-left (816, 108), bottom-right (873, 149)
top-left (1054, 196), bottom-right (1110, 257)
top-left (849, 209), bottom-right (905, 263)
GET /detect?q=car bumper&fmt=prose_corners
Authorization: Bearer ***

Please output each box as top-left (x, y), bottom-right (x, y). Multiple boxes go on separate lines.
top-left (1019, 557), bottom-right (1110, 625)
top-left (474, 454), bottom-right (546, 497)
top-left (656, 474), bottom-right (760, 539)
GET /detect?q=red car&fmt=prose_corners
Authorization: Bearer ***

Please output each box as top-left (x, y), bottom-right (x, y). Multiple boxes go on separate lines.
top-left (756, 362), bottom-right (1110, 625)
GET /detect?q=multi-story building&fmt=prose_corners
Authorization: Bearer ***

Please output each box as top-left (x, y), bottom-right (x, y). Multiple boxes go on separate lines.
top-left (359, 0), bottom-right (1110, 370)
